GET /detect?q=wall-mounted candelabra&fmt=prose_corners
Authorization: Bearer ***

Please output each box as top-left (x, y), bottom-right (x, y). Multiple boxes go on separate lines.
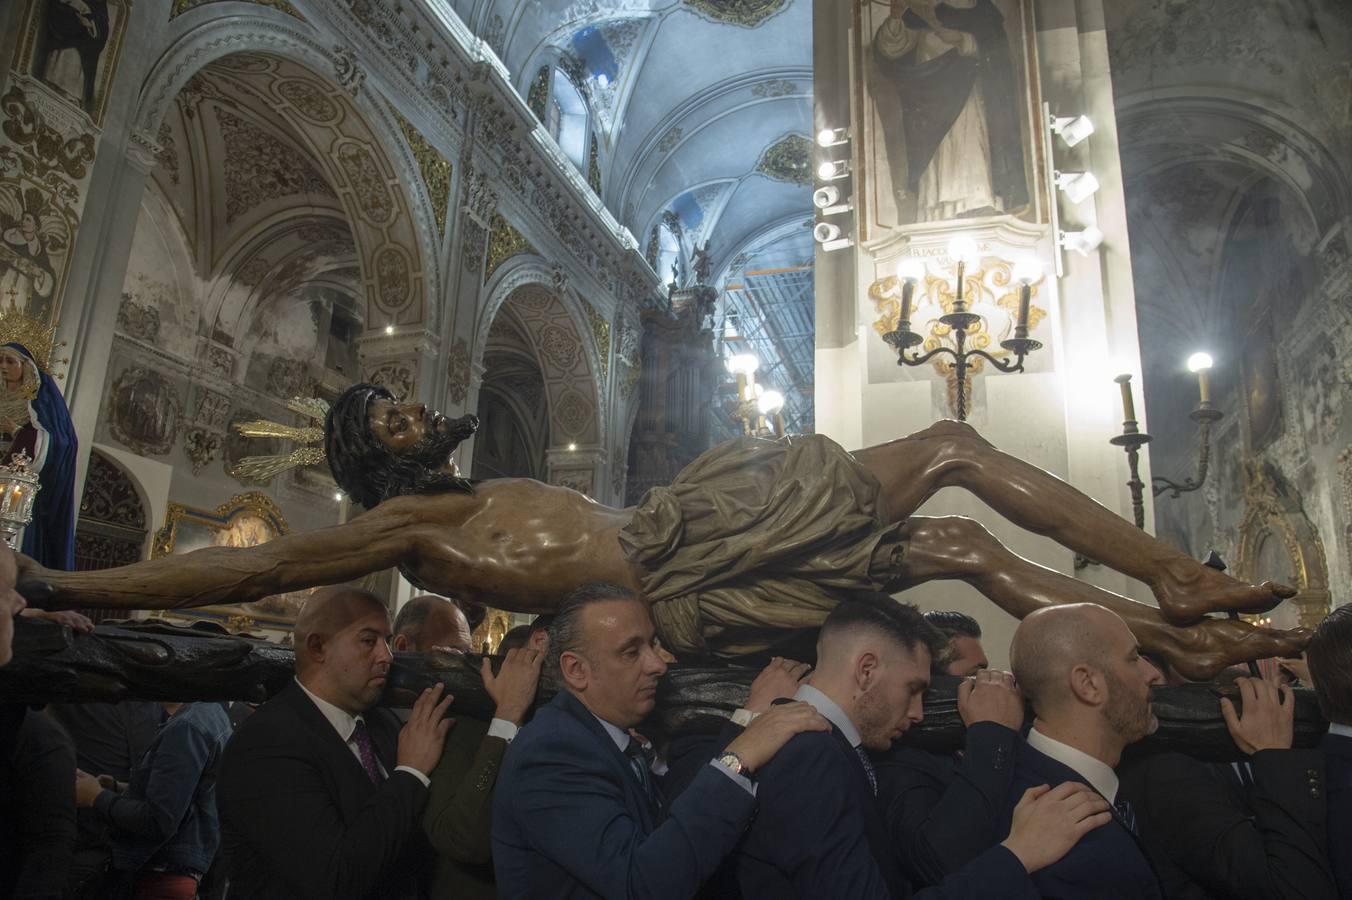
top-left (880, 236), bottom-right (1044, 421)
top-left (1111, 353), bottom-right (1224, 529)
top-left (725, 353), bottom-right (785, 437)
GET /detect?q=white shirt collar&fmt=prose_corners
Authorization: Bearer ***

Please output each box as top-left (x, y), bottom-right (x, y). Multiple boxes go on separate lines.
top-left (295, 676), bottom-right (366, 745)
top-left (1330, 723), bottom-right (1352, 739)
top-left (795, 684), bottom-right (862, 748)
top-left (1027, 727), bottom-right (1120, 802)
top-left (591, 712), bottom-right (632, 753)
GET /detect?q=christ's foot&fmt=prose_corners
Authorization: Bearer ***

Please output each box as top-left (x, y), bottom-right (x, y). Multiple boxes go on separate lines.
top-left (1167, 616), bottom-right (1312, 683)
top-left (1152, 559), bottom-right (1295, 625)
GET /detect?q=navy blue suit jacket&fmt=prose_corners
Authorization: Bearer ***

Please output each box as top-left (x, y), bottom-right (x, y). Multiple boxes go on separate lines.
top-left (1325, 732), bottom-right (1352, 899)
top-left (1001, 740), bottom-right (1162, 900)
top-left (491, 690), bottom-right (756, 899)
top-left (733, 723), bottom-right (1035, 899)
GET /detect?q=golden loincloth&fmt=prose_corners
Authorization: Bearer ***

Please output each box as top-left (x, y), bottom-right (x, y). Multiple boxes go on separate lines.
top-left (619, 434), bottom-right (908, 658)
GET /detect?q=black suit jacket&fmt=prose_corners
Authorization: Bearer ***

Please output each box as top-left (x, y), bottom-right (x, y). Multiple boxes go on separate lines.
top-left (1325, 732), bottom-right (1352, 899)
top-left (216, 682), bottom-right (432, 900)
top-left (1002, 739), bottom-right (1161, 900)
top-left (491, 690), bottom-right (757, 899)
top-left (733, 720), bottom-right (1036, 900)
top-left (1119, 749), bottom-right (1335, 900)
top-left (873, 722), bottom-right (1019, 886)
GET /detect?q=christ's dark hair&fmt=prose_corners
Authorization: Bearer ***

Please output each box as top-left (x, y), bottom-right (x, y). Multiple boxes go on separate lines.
top-left (325, 383), bottom-right (477, 509)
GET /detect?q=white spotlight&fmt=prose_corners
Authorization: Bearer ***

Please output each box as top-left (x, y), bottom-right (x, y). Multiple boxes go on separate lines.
top-left (1186, 352), bottom-right (1214, 373)
top-left (895, 258), bottom-right (926, 284)
top-left (1054, 171), bottom-right (1101, 204)
top-left (816, 159), bottom-right (849, 181)
top-left (758, 389), bottom-right (785, 415)
top-left (1050, 114), bottom-right (1095, 147)
top-left (946, 235), bottom-right (980, 266)
top-left (1058, 225), bottom-right (1105, 256)
top-left (726, 353), bottom-right (760, 376)
top-left (816, 127), bottom-right (850, 148)
top-left (1011, 257), bottom-right (1044, 285)
top-left (384, 324), bottom-right (395, 335)
top-left (333, 491), bottom-right (343, 502)
top-left (812, 186), bottom-right (840, 209)
top-left (813, 222), bottom-right (841, 244)
top-left (568, 442), bottom-right (577, 451)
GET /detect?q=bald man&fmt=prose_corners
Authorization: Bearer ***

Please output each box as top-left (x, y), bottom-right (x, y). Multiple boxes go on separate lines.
top-left (217, 587), bottom-right (453, 900)
top-left (393, 594), bottom-right (474, 655)
top-left (1002, 603), bottom-right (1166, 899)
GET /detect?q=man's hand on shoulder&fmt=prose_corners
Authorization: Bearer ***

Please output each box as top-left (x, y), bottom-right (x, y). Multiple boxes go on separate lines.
top-left (1000, 782), bottom-right (1110, 874)
top-left (957, 669), bottom-right (1025, 731)
top-left (482, 648), bottom-right (544, 726)
top-left (744, 657), bottom-right (812, 715)
top-left (723, 701), bottom-right (829, 773)
top-left (396, 683), bottom-right (455, 777)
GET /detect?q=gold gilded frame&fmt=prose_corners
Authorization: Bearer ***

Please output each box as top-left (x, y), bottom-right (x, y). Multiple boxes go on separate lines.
top-left (1233, 463), bottom-right (1331, 630)
top-left (151, 492), bottom-right (300, 630)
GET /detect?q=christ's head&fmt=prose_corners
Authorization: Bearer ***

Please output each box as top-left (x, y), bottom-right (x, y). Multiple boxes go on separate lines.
top-left (326, 383), bottom-right (479, 509)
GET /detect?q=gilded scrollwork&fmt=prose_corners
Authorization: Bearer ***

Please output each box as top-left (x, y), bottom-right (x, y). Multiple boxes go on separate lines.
top-left (580, 299), bottom-right (611, 380)
top-left (446, 338), bottom-right (472, 406)
top-left (1233, 461), bottom-right (1331, 629)
top-left (754, 133), bottom-right (812, 186)
top-left (684, 0), bottom-right (788, 27)
top-left (484, 213), bottom-right (537, 284)
top-left (392, 107), bottom-right (451, 236)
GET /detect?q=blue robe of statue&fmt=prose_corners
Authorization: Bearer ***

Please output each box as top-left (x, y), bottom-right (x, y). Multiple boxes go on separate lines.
top-left (1, 343), bottom-right (76, 570)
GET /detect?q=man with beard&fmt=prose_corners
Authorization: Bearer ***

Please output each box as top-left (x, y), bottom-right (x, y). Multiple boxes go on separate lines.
top-left (216, 586), bottom-right (453, 900)
top-left (17, 383), bottom-right (1309, 681)
top-left (1004, 603), bottom-right (1167, 899)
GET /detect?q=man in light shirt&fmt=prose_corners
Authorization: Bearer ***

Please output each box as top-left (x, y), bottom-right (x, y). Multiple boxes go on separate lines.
top-left (1004, 602), bottom-right (1167, 899)
top-left (217, 586), bottom-right (453, 900)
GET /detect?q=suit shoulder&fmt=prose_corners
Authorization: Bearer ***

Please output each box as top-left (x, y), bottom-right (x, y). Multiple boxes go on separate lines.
top-left (759, 730), bottom-right (849, 783)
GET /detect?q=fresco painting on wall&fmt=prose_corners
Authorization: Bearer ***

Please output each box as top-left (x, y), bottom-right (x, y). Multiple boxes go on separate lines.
top-left (19, 0), bottom-right (130, 125)
top-left (854, 0), bottom-right (1044, 239)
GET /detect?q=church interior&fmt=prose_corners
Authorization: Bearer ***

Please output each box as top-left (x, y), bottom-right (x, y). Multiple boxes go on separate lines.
top-left (0, 0), bottom-right (1347, 661)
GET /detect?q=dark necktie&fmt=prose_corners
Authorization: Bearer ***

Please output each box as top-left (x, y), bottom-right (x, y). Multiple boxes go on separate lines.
top-left (854, 745), bottom-right (878, 796)
top-left (350, 719), bottom-right (384, 785)
top-left (624, 738), bottom-right (662, 811)
top-left (1115, 797), bottom-right (1138, 836)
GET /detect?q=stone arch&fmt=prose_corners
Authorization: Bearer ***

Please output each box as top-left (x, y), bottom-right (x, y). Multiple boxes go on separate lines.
top-left (74, 449), bottom-right (150, 586)
top-left (130, 11), bottom-right (439, 334)
top-left (476, 257), bottom-right (604, 449)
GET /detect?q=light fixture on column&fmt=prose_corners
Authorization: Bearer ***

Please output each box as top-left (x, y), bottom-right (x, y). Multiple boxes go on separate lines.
top-left (757, 389), bottom-right (786, 437)
top-left (1054, 171), bottom-right (1101, 204)
top-left (816, 126), bottom-right (850, 148)
top-left (1059, 225), bottom-right (1104, 256)
top-left (384, 325), bottom-right (395, 335)
top-left (879, 240), bottom-right (1046, 420)
top-left (812, 185), bottom-right (853, 216)
top-left (1050, 114), bottom-right (1095, 147)
top-left (813, 221), bottom-right (852, 252)
top-left (725, 353), bottom-right (764, 435)
top-left (816, 159), bottom-right (850, 181)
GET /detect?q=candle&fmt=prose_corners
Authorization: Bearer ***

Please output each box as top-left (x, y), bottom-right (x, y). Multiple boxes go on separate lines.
top-left (1016, 283), bottom-right (1031, 333)
top-left (954, 260), bottom-right (967, 311)
top-left (900, 280), bottom-right (915, 327)
top-left (1117, 375), bottom-right (1137, 422)
top-left (1197, 369), bottom-right (1211, 405)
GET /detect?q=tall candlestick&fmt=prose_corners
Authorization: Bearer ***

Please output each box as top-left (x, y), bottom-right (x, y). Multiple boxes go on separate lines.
top-left (1197, 369), bottom-right (1211, 405)
top-left (900, 280), bottom-right (915, 328)
top-left (1016, 283), bottom-right (1031, 334)
top-left (1116, 374), bottom-right (1137, 422)
top-left (954, 260), bottom-right (966, 313)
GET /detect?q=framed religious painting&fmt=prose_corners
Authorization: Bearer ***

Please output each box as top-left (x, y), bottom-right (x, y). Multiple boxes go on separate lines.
top-left (852, 0), bottom-right (1050, 242)
top-left (151, 491), bottom-right (315, 635)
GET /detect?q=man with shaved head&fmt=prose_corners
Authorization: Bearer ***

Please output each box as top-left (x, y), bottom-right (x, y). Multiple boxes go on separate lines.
top-left (1003, 602), bottom-right (1166, 899)
top-left (217, 586), bottom-right (453, 900)
top-left (393, 594), bottom-right (475, 655)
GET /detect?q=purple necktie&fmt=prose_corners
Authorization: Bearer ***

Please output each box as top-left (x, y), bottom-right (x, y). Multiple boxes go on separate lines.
top-left (350, 719), bottom-right (383, 785)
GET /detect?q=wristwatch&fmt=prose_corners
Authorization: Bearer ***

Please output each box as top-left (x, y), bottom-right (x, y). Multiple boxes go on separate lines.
top-left (716, 750), bottom-right (754, 781)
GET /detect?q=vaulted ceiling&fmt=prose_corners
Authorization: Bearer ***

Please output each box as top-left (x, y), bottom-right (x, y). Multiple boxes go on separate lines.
top-left (450, 0), bottom-right (812, 289)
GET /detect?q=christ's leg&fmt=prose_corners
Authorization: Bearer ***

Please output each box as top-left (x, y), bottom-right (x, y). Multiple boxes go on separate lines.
top-left (897, 516), bottom-right (1309, 681)
top-left (854, 420), bottom-right (1293, 624)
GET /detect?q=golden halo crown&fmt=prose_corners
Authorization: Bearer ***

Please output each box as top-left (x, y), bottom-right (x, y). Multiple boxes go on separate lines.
top-left (0, 306), bottom-right (66, 376)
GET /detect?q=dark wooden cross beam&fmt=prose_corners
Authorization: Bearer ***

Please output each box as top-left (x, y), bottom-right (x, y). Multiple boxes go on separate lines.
top-left (0, 619), bottom-right (1326, 763)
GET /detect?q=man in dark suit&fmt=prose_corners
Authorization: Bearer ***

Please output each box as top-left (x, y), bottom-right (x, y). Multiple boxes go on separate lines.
top-left (1004, 602), bottom-right (1166, 899)
top-left (492, 581), bottom-right (830, 900)
top-left (733, 593), bottom-right (1112, 899)
top-left (1308, 604), bottom-right (1352, 899)
top-left (874, 610), bottom-right (1025, 886)
top-left (217, 586), bottom-right (453, 900)
top-left (1119, 669), bottom-right (1335, 899)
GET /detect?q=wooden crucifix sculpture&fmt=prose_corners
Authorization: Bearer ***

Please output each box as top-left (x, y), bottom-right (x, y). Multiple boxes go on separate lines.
top-left (15, 383), bottom-right (1310, 681)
